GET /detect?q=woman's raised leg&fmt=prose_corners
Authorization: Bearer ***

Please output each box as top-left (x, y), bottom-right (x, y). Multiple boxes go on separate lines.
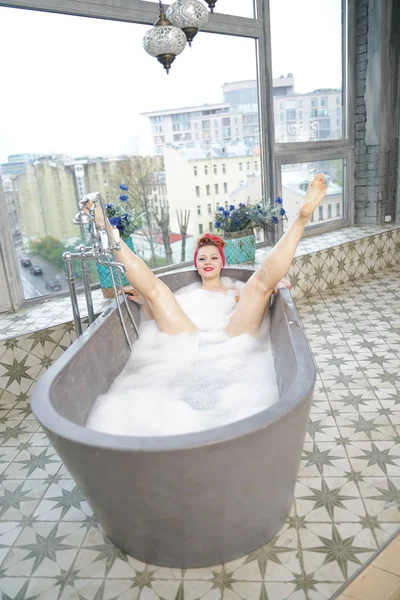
top-left (225, 174), bottom-right (327, 336)
top-left (93, 205), bottom-right (197, 336)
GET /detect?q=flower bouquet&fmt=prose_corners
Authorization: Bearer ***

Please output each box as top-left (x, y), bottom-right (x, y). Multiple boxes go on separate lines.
top-left (97, 183), bottom-right (143, 296)
top-left (213, 198), bottom-right (287, 264)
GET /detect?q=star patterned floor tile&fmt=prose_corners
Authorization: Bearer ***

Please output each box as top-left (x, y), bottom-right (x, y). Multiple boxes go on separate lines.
top-left (34, 480), bottom-right (93, 522)
top-left (4, 446), bottom-right (62, 479)
top-left (1, 521), bottom-right (86, 578)
top-left (0, 478), bottom-right (48, 521)
top-left (0, 577), bottom-right (61, 600)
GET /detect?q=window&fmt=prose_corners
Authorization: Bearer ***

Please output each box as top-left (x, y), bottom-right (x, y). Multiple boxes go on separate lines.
top-left (246, 162), bottom-right (250, 171)
top-left (336, 96), bottom-right (340, 104)
top-left (222, 164), bottom-right (226, 174)
top-left (280, 112), bottom-right (285, 121)
top-left (197, 205), bottom-right (201, 216)
top-left (311, 109), bottom-right (318, 118)
top-left (209, 222), bottom-right (213, 231)
top-left (270, 0), bottom-right (344, 144)
top-left (194, 166), bottom-right (198, 176)
top-left (224, 182), bottom-right (228, 193)
top-left (310, 212), bottom-right (315, 222)
top-left (286, 109), bottom-right (296, 120)
top-left (299, 111), bottom-right (303, 119)
top-left (195, 186), bottom-right (200, 198)
top-left (215, 183), bottom-right (219, 194)
top-left (280, 159), bottom-right (344, 230)
top-left (225, 201), bottom-right (229, 209)
top-left (199, 224), bottom-right (203, 235)
top-left (207, 203), bottom-right (212, 214)
top-left (336, 108), bottom-right (340, 116)
top-left (254, 161), bottom-right (258, 171)
top-left (206, 184), bottom-right (211, 196)
top-left (239, 163), bottom-right (243, 171)
top-left (336, 202), bottom-right (341, 216)
top-left (213, 165), bottom-right (217, 175)
top-left (204, 165), bottom-right (208, 175)
top-left (336, 119), bottom-right (340, 126)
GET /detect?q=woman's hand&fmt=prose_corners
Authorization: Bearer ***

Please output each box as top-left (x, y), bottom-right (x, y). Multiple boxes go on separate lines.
top-left (118, 286), bottom-right (144, 304)
top-left (273, 278), bottom-right (292, 294)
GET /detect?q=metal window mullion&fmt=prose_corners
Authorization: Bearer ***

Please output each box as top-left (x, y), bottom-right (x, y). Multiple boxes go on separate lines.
top-left (256, 0), bottom-right (275, 203)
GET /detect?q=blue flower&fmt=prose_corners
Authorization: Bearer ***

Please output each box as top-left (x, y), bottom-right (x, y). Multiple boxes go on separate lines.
top-left (218, 206), bottom-right (225, 212)
top-left (280, 208), bottom-right (286, 216)
top-left (119, 194), bottom-right (129, 202)
top-left (110, 216), bottom-right (122, 226)
top-left (123, 213), bottom-right (130, 221)
top-left (257, 204), bottom-right (261, 208)
top-left (229, 205), bottom-right (235, 211)
top-left (214, 220), bottom-right (222, 228)
top-left (234, 219), bottom-right (240, 226)
top-left (119, 183), bottom-right (129, 191)
top-left (275, 197), bottom-right (283, 204)
top-left (272, 216), bottom-right (279, 224)
top-left (224, 210), bottom-right (230, 218)
top-left (105, 203), bottom-right (113, 209)
top-left (239, 203), bottom-right (245, 208)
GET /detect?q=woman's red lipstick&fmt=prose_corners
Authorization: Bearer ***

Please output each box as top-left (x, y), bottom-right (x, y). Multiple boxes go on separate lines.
top-left (204, 267), bottom-right (214, 272)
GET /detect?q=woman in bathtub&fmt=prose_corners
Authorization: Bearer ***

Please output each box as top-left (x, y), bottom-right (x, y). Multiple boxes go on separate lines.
top-left (91, 174), bottom-right (327, 336)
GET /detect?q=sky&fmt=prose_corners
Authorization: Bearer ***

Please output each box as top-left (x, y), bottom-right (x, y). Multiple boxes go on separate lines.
top-left (0, 0), bottom-right (342, 163)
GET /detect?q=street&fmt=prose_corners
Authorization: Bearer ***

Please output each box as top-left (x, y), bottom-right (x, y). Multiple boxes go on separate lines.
top-left (18, 250), bottom-right (66, 300)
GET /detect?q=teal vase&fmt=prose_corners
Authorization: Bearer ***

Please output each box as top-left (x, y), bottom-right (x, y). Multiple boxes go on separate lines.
top-left (224, 228), bottom-right (256, 265)
top-left (96, 236), bottom-right (135, 297)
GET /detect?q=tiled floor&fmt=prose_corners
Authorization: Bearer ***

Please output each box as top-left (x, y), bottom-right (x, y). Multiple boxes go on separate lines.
top-left (0, 268), bottom-right (400, 599)
top-left (335, 532), bottom-right (400, 599)
top-left (1, 224), bottom-right (399, 340)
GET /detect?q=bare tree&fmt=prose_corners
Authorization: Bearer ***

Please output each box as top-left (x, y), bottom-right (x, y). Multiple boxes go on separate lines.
top-left (153, 204), bottom-right (173, 265)
top-left (177, 208), bottom-right (190, 263)
top-left (113, 156), bottom-right (160, 266)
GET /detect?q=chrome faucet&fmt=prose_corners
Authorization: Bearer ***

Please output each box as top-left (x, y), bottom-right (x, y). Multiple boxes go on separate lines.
top-left (63, 191), bottom-right (140, 351)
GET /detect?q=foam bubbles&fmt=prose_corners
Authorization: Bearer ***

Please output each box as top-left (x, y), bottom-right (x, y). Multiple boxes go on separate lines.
top-left (86, 277), bottom-right (279, 437)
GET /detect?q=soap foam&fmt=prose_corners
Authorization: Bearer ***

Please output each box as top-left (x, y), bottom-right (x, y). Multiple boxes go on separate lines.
top-left (86, 277), bottom-right (279, 436)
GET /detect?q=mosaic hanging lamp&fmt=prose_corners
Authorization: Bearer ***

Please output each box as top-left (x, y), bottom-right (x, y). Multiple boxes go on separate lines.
top-left (166, 0), bottom-right (209, 46)
top-left (143, 1), bottom-right (187, 73)
top-left (203, 0), bottom-right (218, 12)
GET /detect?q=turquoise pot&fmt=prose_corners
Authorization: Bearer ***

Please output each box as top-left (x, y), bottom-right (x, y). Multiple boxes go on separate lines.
top-left (224, 229), bottom-right (256, 265)
top-left (96, 236), bottom-right (135, 292)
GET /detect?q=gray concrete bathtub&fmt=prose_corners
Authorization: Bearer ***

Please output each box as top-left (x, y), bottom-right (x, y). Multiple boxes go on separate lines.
top-left (31, 267), bottom-right (315, 568)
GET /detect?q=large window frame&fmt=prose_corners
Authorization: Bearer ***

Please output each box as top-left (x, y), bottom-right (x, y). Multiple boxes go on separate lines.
top-left (0, 0), bottom-right (354, 311)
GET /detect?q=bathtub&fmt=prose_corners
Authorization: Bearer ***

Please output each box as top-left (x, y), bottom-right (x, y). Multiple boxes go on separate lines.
top-left (31, 267), bottom-right (315, 568)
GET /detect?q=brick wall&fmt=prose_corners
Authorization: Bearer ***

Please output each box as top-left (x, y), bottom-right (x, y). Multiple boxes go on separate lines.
top-left (354, 0), bottom-right (400, 225)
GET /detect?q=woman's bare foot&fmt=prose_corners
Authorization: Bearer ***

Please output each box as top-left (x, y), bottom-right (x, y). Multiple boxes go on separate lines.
top-left (299, 174), bottom-right (327, 220)
top-left (82, 197), bottom-right (106, 229)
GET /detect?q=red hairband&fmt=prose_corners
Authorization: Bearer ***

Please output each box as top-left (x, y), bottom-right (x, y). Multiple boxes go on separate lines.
top-left (193, 233), bottom-right (226, 267)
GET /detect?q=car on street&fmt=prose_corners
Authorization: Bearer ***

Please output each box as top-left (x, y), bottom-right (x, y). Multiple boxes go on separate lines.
top-left (45, 281), bottom-right (62, 292)
top-left (20, 258), bottom-right (32, 267)
top-left (30, 265), bottom-right (43, 276)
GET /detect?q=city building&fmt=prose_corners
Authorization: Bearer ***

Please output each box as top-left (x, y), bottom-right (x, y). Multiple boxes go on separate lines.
top-left (142, 77), bottom-right (342, 154)
top-left (131, 231), bottom-right (194, 265)
top-left (164, 142), bottom-right (262, 238)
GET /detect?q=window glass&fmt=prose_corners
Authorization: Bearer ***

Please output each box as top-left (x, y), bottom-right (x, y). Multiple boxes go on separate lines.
top-left (270, 0), bottom-right (343, 142)
top-left (0, 8), bottom-right (261, 299)
top-left (281, 159), bottom-right (344, 229)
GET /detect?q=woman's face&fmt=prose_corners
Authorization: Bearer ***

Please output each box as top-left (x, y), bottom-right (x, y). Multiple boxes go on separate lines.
top-left (196, 245), bottom-right (223, 280)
